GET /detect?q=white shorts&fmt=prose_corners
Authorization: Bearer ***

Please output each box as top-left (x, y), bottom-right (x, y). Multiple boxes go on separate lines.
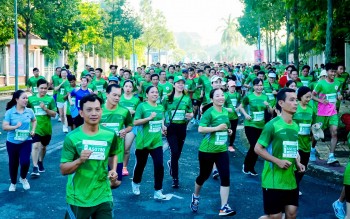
top-left (57, 102), bottom-right (66, 108)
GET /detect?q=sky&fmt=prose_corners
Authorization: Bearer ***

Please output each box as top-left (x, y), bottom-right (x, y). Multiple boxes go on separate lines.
top-left (128, 0), bottom-right (244, 46)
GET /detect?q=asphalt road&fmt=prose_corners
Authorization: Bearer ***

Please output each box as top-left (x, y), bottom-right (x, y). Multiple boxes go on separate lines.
top-left (0, 96), bottom-right (343, 219)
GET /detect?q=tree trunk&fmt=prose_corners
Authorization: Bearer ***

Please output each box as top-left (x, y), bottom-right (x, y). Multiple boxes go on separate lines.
top-left (274, 30), bottom-right (277, 62)
top-left (158, 48), bottom-right (161, 63)
top-left (286, 10), bottom-right (290, 64)
top-left (269, 30), bottom-right (272, 63)
top-left (25, 19), bottom-right (30, 82)
top-left (111, 34), bottom-right (114, 64)
top-left (266, 31), bottom-right (269, 63)
top-left (293, 0), bottom-right (299, 70)
top-left (325, 0), bottom-right (333, 63)
top-left (147, 46), bottom-right (150, 66)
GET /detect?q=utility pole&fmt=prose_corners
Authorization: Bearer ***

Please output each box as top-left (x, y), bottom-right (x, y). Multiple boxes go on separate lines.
top-left (258, 16), bottom-right (261, 62)
top-left (14, 0), bottom-right (19, 91)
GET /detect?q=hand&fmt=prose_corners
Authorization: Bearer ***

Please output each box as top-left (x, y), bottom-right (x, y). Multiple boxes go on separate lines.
top-left (148, 112), bottom-right (157, 120)
top-left (215, 124), bottom-right (228, 132)
top-left (129, 109), bottom-right (135, 115)
top-left (162, 126), bottom-right (167, 136)
top-left (119, 129), bottom-right (126, 138)
top-left (244, 115), bottom-right (252, 120)
top-left (16, 122), bottom-right (22, 128)
top-left (297, 163), bottom-right (305, 173)
top-left (228, 129), bottom-right (233, 136)
top-left (338, 95), bottom-right (343, 100)
top-left (108, 170), bottom-right (118, 181)
top-left (321, 98), bottom-right (329, 104)
top-left (79, 150), bottom-right (92, 163)
top-left (185, 113), bottom-right (193, 120)
top-left (30, 131), bottom-right (35, 136)
top-left (276, 159), bottom-right (292, 169)
top-left (272, 90), bottom-right (277, 95)
top-left (40, 102), bottom-right (47, 110)
top-left (263, 101), bottom-right (270, 107)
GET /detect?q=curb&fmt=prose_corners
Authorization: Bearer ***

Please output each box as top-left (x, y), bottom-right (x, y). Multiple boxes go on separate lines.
top-left (235, 126), bottom-right (343, 185)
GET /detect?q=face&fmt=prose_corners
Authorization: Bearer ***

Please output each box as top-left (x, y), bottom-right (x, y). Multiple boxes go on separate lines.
top-left (110, 67), bottom-right (116, 74)
top-left (38, 83), bottom-right (48, 96)
top-left (257, 74), bottom-right (264, 80)
top-left (61, 70), bottom-right (67, 79)
top-left (145, 74), bottom-right (151, 82)
top-left (80, 100), bottom-right (101, 125)
top-left (149, 69), bottom-right (155, 74)
top-left (124, 72), bottom-right (130, 79)
top-left (209, 70), bottom-right (215, 78)
top-left (211, 89), bottom-right (225, 107)
top-left (160, 72), bottom-right (166, 80)
top-left (182, 72), bottom-right (189, 79)
top-left (279, 92), bottom-right (298, 114)
top-left (33, 70), bottom-right (40, 77)
top-left (290, 71), bottom-right (298, 81)
top-left (95, 70), bottom-right (101, 78)
top-left (123, 81), bottom-right (133, 94)
top-left (174, 80), bottom-right (184, 92)
top-left (327, 69), bottom-right (336, 80)
top-left (119, 70), bottom-right (124, 77)
top-left (86, 65), bottom-right (90, 70)
top-left (17, 93), bottom-right (28, 107)
top-left (169, 67), bottom-right (174, 73)
top-left (337, 66), bottom-right (344, 74)
top-left (301, 91), bottom-right (312, 104)
top-left (69, 79), bottom-right (76, 87)
top-left (302, 68), bottom-right (309, 76)
top-left (254, 69), bottom-right (259, 74)
top-left (81, 78), bottom-right (88, 87)
top-left (56, 68), bottom-right (61, 75)
top-left (228, 85), bottom-right (236, 92)
top-left (211, 80), bottom-right (222, 89)
top-left (288, 82), bottom-right (297, 91)
top-left (268, 77), bottom-right (275, 83)
top-left (146, 87), bottom-right (159, 102)
top-left (107, 87), bottom-right (121, 106)
top-left (286, 67), bottom-right (292, 74)
top-left (151, 76), bottom-right (159, 85)
top-left (253, 81), bottom-right (263, 93)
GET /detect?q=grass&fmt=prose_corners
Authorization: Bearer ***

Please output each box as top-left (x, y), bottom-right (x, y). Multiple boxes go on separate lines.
top-left (0, 85), bottom-right (27, 92)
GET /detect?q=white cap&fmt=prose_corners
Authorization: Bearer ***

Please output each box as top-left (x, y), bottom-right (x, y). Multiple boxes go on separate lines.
top-left (319, 70), bottom-right (327, 78)
top-left (211, 75), bottom-right (226, 85)
top-left (268, 73), bottom-right (276, 78)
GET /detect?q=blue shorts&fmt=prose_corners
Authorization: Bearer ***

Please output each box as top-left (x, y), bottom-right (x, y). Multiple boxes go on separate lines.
top-left (117, 163), bottom-right (123, 181)
top-left (132, 126), bottom-right (139, 135)
top-left (53, 94), bottom-right (57, 102)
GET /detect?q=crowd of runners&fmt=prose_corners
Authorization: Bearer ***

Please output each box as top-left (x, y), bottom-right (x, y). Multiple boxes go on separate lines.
top-left (2, 61), bottom-right (350, 218)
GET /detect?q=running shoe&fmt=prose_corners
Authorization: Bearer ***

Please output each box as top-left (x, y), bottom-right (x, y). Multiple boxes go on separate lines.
top-left (219, 204), bottom-right (236, 216)
top-left (19, 178), bottom-right (30, 190)
top-left (38, 161), bottom-right (45, 173)
top-left (167, 160), bottom-right (172, 177)
top-left (31, 166), bottom-right (40, 177)
top-left (299, 191), bottom-right (302, 196)
top-left (332, 200), bottom-right (346, 219)
top-left (154, 190), bottom-right (166, 200)
top-left (9, 183), bottom-right (16, 192)
top-left (122, 167), bottom-right (129, 176)
top-left (63, 125), bottom-right (68, 133)
top-left (327, 156), bottom-right (339, 164)
top-left (190, 193), bottom-right (199, 212)
top-left (309, 149), bottom-right (317, 162)
top-left (131, 182), bottom-right (140, 195)
top-left (228, 146), bottom-right (235, 152)
top-left (249, 169), bottom-right (258, 176)
top-left (242, 164), bottom-right (250, 175)
top-left (212, 169), bottom-right (219, 179)
top-left (172, 178), bottom-right (179, 188)
top-left (58, 117), bottom-right (61, 122)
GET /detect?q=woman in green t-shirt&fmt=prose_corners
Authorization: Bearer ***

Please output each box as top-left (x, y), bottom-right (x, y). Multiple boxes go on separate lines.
top-left (240, 78), bottom-right (271, 176)
top-left (163, 76), bottom-right (193, 188)
top-left (54, 69), bottom-right (70, 133)
top-left (131, 86), bottom-right (167, 200)
top-left (120, 80), bottom-right (140, 176)
top-left (190, 88), bottom-right (236, 216)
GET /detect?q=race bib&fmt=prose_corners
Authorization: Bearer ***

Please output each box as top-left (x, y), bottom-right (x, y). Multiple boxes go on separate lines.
top-left (184, 84), bottom-right (189, 90)
top-left (253, 111), bottom-right (264, 122)
top-left (14, 129), bottom-right (30, 141)
top-left (282, 141), bottom-right (298, 158)
top-left (301, 81), bottom-right (309, 87)
top-left (149, 120), bottom-right (162, 133)
top-left (101, 123), bottom-right (120, 135)
top-left (171, 110), bottom-right (185, 121)
top-left (34, 105), bottom-right (47, 116)
top-left (96, 85), bottom-right (104, 92)
top-left (299, 123), bottom-right (311, 135)
top-left (82, 140), bottom-right (108, 160)
top-left (33, 87), bottom-right (38, 93)
top-left (266, 93), bottom-right (275, 101)
top-left (215, 131), bottom-right (228, 145)
top-left (126, 106), bottom-right (133, 111)
top-left (60, 88), bottom-right (65, 95)
top-left (230, 99), bottom-right (237, 108)
top-left (71, 97), bottom-right (76, 106)
top-left (326, 93), bottom-right (337, 104)
top-left (156, 97), bottom-right (161, 104)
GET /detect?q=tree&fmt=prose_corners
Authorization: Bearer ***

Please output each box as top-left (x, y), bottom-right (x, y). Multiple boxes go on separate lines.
top-left (0, 1), bottom-right (13, 47)
top-left (325, 0), bottom-right (333, 63)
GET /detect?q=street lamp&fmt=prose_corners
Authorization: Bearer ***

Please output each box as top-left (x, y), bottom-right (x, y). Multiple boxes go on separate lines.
top-left (14, 0), bottom-right (19, 91)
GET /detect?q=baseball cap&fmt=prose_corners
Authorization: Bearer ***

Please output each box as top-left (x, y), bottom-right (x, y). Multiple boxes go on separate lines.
top-left (174, 76), bottom-right (186, 84)
top-left (227, 81), bottom-right (236, 87)
top-left (211, 75), bottom-right (226, 85)
top-left (268, 73), bottom-right (276, 78)
top-left (319, 70), bottom-right (327, 78)
top-left (108, 76), bottom-right (119, 83)
top-left (182, 69), bottom-right (188, 73)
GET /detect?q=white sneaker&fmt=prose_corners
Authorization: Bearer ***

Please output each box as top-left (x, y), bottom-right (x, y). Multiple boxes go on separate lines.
top-left (299, 191), bottom-right (302, 196)
top-left (131, 182), bottom-right (140, 195)
top-left (19, 178), bottom-right (30, 190)
top-left (154, 190), bottom-right (166, 200)
top-left (9, 183), bottom-right (16, 192)
top-left (63, 125), bottom-right (68, 133)
top-left (58, 117), bottom-right (61, 122)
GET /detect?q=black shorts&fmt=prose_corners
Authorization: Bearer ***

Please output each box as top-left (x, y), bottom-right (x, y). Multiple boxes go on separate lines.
top-left (73, 115), bottom-right (84, 128)
top-left (345, 185), bottom-right (350, 202)
top-left (66, 115), bottom-right (74, 127)
top-left (32, 134), bottom-right (52, 146)
top-left (192, 99), bottom-right (202, 106)
top-left (263, 188), bottom-right (299, 215)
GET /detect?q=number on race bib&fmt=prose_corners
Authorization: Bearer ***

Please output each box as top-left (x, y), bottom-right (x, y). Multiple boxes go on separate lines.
top-left (282, 141), bottom-right (298, 158)
top-left (14, 129), bottom-right (30, 141)
top-left (215, 131), bottom-right (228, 145)
top-left (253, 111), bottom-right (264, 122)
top-left (298, 124), bottom-right (311, 135)
top-left (149, 120), bottom-right (162, 132)
top-left (82, 140), bottom-right (108, 160)
top-left (171, 110), bottom-right (185, 121)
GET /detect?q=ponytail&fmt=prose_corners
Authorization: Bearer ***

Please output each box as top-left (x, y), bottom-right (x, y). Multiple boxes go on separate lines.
top-left (6, 90), bottom-right (25, 110)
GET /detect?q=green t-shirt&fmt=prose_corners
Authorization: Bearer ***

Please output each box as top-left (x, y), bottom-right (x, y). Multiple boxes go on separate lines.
top-left (163, 95), bottom-right (193, 124)
top-left (192, 77), bottom-right (201, 100)
top-left (263, 80), bottom-right (279, 107)
top-left (299, 75), bottom-right (314, 88)
top-left (88, 83), bottom-right (96, 92)
top-left (244, 74), bottom-right (257, 92)
top-left (60, 126), bottom-right (119, 207)
top-left (100, 104), bottom-right (133, 162)
top-left (51, 75), bottom-right (61, 95)
top-left (81, 70), bottom-right (89, 78)
top-left (65, 85), bottom-right (76, 116)
top-left (314, 79), bottom-right (341, 116)
top-left (93, 78), bottom-right (108, 100)
top-left (57, 79), bottom-right (70, 103)
top-left (258, 116), bottom-right (299, 190)
top-left (344, 132), bottom-right (350, 185)
top-left (27, 94), bottom-right (57, 136)
top-left (225, 91), bottom-right (241, 120)
top-left (198, 75), bottom-right (212, 104)
top-left (293, 104), bottom-right (314, 152)
top-left (242, 93), bottom-right (268, 129)
top-left (158, 81), bottom-right (173, 96)
top-left (119, 95), bottom-right (140, 114)
top-left (141, 81), bottom-right (152, 99)
top-left (27, 76), bottom-right (46, 95)
top-left (199, 107), bottom-right (230, 153)
top-left (134, 102), bottom-right (164, 149)
top-left (185, 78), bottom-right (195, 93)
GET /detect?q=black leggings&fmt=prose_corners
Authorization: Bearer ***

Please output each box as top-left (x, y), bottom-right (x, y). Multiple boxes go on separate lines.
top-left (196, 151), bottom-right (230, 187)
top-left (133, 146), bottom-right (164, 190)
top-left (229, 119), bottom-right (238, 146)
top-left (243, 126), bottom-right (263, 172)
top-left (295, 150), bottom-right (310, 185)
top-left (166, 123), bottom-right (187, 179)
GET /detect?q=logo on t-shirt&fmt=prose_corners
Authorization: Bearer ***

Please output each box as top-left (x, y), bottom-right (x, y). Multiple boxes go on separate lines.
top-left (335, 86), bottom-right (339, 90)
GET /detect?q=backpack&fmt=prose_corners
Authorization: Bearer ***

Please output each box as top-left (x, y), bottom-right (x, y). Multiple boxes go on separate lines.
top-left (341, 114), bottom-right (350, 132)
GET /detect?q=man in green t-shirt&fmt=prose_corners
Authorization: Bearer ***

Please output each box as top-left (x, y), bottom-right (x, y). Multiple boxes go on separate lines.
top-left (27, 68), bottom-right (46, 95)
top-left (159, 70), bottom-right (174, 96)
top-left (255, 88), bottom-right (305, 219)
top-left (60, 94), bottom-right (119, 219)
top-left (28, 79), bottom-right (57, 176)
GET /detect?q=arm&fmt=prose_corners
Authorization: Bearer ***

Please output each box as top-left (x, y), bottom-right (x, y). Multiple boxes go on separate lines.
top-left (2, 121), bottom-right (21, 131)
top-left (133, 112), bottom-right (156, 126)
top-left (108, 155), bottom-right (118, 172)
top-left (30, 118), bottom-right (37, 136)
top-left (198, 124), bottom-right (227, 134)
top-left (254, 143), bottom-right (292, 169)
top-left (54, 80), bottom-right (65, 91)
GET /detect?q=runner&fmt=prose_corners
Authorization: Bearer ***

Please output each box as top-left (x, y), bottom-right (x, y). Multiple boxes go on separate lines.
top-left (109, 65), bottom-right (118, 77)
top-left (286, 80), bottom-right (297, 91)
top-left (100, 84), bottom-right (133, 188)
top-left (3, 90), bottom-right (36, 191)
top-left (279, 65), bottom-right (297, 88)
top-left (27, 79), bottom-right (57, 177)
top-left (163, 76), bottom-right (193, 188)
top-left (150, 73), bottom-right (164, 104)
top-left (81, 64), bottom-right (90, 78)
top-left (254, 88), bottom-right (305, 219)
top-left (299, 65), bottom-right (313, 87)
top-left (60, 94), bottom-right (119, 219)
top-left (54, 69), bottom-right (70, 133)
top-left (190, 69), bottom-right (202, 125)
top-left (27, 68), bottom-right (45, 96)
top-left (312, 63), bottom-right (342, 165)
top-left (50, 67), bottom-right (62, 121)
top-left (190, 88), bottom-right (236, 216)
top-left (240, 78), bottom-right (271, 176)
top-left (93, 68), bottom-right (108, 101)
top-left (159, 70), bottom-right (174, 97)
top-left (131, 86), bottom-right (167, 200)
top-left (66, 75), bottom-right (77, 131)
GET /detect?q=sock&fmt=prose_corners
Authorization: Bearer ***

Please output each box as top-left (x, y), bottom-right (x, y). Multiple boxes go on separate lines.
top-left (338, 199), bottom-right (344, 204)
top-left (329, 153), bottom-right (334, 158)
top-left (311, 148), bottom-right (316, 152)
top-left (193, 193), bottom-right (199, 198)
